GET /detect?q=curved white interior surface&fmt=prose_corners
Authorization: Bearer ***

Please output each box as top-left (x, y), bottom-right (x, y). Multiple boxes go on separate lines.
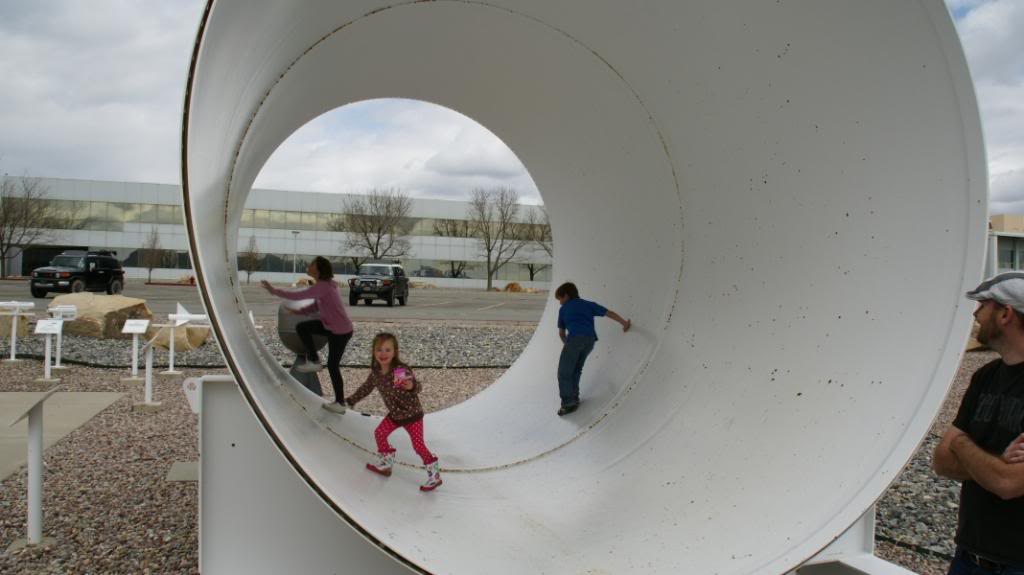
top-left (182, 2), bottom-right (986, 573)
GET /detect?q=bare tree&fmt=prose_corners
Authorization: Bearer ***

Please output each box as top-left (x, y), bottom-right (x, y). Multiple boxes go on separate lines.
top-left (329, 188), bottom-right (413, 268)
top-left (139, 226), bottom-right (174, 283)
top-left (0, 176), bottom-right (69, 277)
top-left (239, 235), bottom-right (265, 284)
top-left (432, 218), bottom-right (472, 278)
top-left (519, 206), bottom-right (553, 280)
top-left (529, 205), bottom-right (553, 259)
top-left (467, 187), bottom-right (528, 290)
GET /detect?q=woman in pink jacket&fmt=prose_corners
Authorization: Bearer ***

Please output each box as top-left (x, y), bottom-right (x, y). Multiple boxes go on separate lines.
top-left (261, 256), bottom-right (354, 414)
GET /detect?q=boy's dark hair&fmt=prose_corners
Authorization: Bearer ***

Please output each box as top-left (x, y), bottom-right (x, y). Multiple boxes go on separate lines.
top-left (312, 256), bottom-right (334, 280)
top-left (555, 282), bottom-right (579, 300)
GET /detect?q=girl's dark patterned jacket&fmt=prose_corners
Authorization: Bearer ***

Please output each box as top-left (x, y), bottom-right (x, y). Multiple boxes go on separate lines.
top-left (345, 364), bottom-right (424, 425)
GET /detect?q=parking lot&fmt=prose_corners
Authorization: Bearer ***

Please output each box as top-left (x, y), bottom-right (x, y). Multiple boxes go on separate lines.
top-left (0, 279), bottom-right (547, 323)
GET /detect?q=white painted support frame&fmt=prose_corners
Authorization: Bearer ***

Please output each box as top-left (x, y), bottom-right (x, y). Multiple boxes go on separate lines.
top-left (198, 377), bottom-right (921, 575)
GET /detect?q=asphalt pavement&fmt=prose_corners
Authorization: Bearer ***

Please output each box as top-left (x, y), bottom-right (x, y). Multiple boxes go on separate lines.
top-left (0, 278), bottom-right (547, 323)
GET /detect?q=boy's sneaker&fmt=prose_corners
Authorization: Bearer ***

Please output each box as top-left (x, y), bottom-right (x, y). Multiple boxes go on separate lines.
top-left (366, 452), bottom-right (395, 477)
top-left (322, 401), bottom-right (346, 414)
top-left (420, 460), bottom-right (442, 492)
top-left (557, 404), bottom-right (579, 416)
top-left (295, 358), bottom-right (323, 373)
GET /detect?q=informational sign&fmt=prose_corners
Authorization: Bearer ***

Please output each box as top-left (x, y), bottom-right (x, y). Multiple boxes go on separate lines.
top-left (0, 301), bottom-right (35, 312)
top-left (34, 319), bottom-right (63, 335)
top-left (122, 319), bottom-right (151, 334)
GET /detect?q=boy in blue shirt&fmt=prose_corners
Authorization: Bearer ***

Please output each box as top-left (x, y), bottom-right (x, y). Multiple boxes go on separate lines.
top-left (554, 282), bottom-right (632, 415)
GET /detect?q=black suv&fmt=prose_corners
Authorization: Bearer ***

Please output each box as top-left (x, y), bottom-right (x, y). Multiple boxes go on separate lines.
top-left (30, 250), bottom-right (125, 298)
top-left (347, 262), bottom-right (409, 306)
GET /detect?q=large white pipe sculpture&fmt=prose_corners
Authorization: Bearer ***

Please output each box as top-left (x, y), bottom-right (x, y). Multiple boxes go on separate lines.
top-left (182, 1), bottom-right (986, 573)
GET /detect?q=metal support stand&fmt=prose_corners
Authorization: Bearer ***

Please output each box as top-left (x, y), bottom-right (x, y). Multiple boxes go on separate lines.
top-left (162, 324), bottom-right (181, 376)
top-left (289, 355), bottom-right (322, 396)
top-left (53, 329), bottom-right (64, 370)
top-left (6, 387), bottom-right (61, 553)
top-left (6, 313), bottom-right (16, 362)
top-left (37, 335), bottom-right (58, 382)
top-left (131, 333), bottom-right (140, 377)
top-left (33, 319), bottom-right (63, 384)
top-left (133, 338), bottom-right (163, 412)
top-left (1, 302), bottom-right (35, 363)
top-left (121, 319), bottom-right (149, 383)
top-left (47, 305), bottom-right (76, 371)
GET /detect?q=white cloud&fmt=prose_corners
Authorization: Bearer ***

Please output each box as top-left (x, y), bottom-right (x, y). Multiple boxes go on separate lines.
top-left (0, 1), bottom-right (203, 182)
top-left (0, 1), bottom-right (1020, 213)
top-left (949, 0), bottom-right (1024, 214)
top-left (253, 99), bottom-right (542, 204)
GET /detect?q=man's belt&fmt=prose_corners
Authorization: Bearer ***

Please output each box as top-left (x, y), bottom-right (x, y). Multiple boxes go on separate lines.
top-left (958, 547), bottom-right (1021, 572)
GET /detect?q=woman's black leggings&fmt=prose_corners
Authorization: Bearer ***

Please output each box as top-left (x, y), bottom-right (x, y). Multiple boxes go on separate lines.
top-left (295, 320), bottom-right (353, 400)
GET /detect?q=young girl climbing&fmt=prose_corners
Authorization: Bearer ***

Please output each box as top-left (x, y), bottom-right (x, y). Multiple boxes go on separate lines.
top-left (345, 332), bottom-right (441, 491)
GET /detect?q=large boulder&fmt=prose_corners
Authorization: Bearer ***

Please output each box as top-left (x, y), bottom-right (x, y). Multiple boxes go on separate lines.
top-left (0, 315), bottom-right (30, 338)
top-left (148, 324), bottom-right (211, 351)
top-left (51, 293), bottom-right (153, 339)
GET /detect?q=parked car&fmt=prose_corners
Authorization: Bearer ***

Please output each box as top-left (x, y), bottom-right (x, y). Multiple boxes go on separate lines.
top-left (347, 261), bottom-right (409, 306)
top-left (30, 250), bottom-right (125, 298)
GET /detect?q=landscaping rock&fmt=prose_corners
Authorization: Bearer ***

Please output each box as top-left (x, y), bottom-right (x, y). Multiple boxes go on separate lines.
top-left (50, 293), bottom-right (152, 339)
top-left (148, 324), bottom-right (211, 351)
top-left (0, 314), bottom-right (29, 338)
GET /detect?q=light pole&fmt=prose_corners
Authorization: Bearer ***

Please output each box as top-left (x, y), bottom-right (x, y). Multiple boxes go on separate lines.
top-left (291, 230), bottom-right (299, 274)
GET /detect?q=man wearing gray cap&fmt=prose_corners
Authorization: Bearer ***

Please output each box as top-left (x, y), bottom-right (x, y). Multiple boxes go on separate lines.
top-left (933, 272), bottom-right (1024, 574)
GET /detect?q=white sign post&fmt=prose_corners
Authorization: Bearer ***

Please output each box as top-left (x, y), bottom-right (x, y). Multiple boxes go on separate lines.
top-left (1, 301), bottom-right (35, 363)
top-left (163, 303), bottom-right (207, 376)
top-left (133, 335), bottom-right (163, 412)
top-left (33, 319), bottom-right (63, 383)
top-left (6, 386), bottom-right (61, 553)
top-left (121, 319), bottom-right (150, 383)
top-left (47, 305), bottom-right (77, 370)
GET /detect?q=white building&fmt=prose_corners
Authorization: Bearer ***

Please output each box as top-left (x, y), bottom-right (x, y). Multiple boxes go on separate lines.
top-left (7, 176), bottom-right (552, 288)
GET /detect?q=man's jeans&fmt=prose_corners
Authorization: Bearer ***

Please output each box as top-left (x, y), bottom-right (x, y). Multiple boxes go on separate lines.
top-left (948, 548), bottom-right (1024, 575)
top-left (557, 335), bottom-right (596, 407)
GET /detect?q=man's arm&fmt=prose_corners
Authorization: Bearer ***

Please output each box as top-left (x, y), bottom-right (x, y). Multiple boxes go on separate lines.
top-left (559, 327), bottom-right (566, 343)
top-left (933, 426), bottom-right (971, 481)
top-left (605, 310), bottom-right (631, 332)
top-left (949, 432), bottom-right (1024, 500)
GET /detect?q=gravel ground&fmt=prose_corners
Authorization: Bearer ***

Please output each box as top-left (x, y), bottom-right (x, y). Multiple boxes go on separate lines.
top-left (7, 320), bottom-right (536, 369)
top-left (0, 323), bottom-right (999, 574)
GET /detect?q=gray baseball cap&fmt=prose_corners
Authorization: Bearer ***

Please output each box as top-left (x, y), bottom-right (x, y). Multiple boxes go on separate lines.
top-left (966, 272), bottom-right (1024, 314)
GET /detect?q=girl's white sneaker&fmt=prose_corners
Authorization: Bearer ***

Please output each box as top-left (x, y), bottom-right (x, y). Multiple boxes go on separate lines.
top-left (366, 452), bottom-right (395, 477)
top-left (420, 460), bottom-right (442, 492)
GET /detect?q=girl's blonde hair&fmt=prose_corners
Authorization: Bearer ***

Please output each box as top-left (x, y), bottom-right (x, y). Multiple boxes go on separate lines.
top-left (370, 332), bottom-right (403, 372)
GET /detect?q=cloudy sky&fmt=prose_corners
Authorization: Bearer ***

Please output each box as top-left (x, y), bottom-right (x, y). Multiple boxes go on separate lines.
top-left (0, 1), bottom-right (1021, 210)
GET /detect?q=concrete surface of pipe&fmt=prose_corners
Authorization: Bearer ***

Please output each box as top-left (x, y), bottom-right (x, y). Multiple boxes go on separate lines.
top-left (182, 1), bottom-right (986, 573)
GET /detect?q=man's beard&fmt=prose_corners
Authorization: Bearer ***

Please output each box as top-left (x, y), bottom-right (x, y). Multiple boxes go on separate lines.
top-left (977, 320), bottom-right (1000, 347)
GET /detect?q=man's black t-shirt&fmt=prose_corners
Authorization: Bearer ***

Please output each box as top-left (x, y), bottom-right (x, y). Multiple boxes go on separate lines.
top-left (951, 358), bottom-right (1024, 564)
